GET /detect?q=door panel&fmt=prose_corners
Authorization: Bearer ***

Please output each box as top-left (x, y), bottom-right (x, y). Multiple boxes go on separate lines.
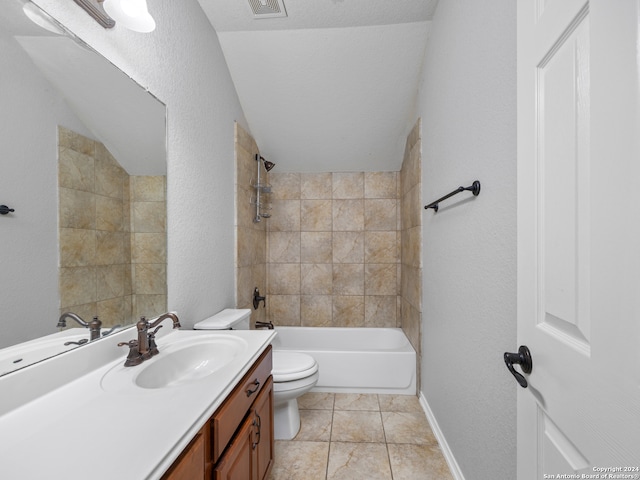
top-left (538, 5), bottom-right (591, 353)
top-left (538, 408), bottom-right (590, 474)
top-left (517, 0), bottom-right (640, 478)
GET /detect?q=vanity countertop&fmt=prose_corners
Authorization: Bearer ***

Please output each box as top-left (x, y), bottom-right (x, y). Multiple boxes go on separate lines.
top-left (0, 328), bottom-right (276, 480)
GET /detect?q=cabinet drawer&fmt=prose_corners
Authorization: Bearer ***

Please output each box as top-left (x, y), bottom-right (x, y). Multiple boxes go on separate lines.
top-left (211, 346), bottom-right (272, 463)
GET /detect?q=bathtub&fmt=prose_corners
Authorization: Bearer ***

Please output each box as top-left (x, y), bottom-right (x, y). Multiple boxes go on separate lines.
top-left (270, 326), bottom-right (416, 395)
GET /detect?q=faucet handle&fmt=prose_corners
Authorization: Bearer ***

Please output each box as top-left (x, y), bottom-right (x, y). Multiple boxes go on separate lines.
top-left (151, 325), bottom-right (163, 335)
top-left (102, 324), bottom-right (122, 337)
top-left (148, 325), bottom-right (163, 357)
top-left (117, 340), bottom-right (144, 367)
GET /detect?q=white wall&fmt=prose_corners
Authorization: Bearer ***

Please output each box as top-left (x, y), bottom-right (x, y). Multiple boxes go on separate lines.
top-left (416, 1), bottom-right (517, 479)
top-left (34, 0), bottom-right (247, 329)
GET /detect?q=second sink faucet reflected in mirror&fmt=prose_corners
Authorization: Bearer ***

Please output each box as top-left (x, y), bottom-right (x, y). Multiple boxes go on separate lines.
top-left (57, 312), bottom-right (102, 341)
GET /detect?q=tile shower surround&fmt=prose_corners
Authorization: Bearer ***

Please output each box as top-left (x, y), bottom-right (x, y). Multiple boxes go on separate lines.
top-left (266, 171), bottom-right (401, 329)
top-left (235, 123), bottom-right (268, 327)
top-left (400, 119), bottom-right (422, 359)
top-left (235, 120), bottom-right (422, 379)
top-left (58, 126), bottom-right (167, 327)
top-left (262, 119), bottom-right (422, 350)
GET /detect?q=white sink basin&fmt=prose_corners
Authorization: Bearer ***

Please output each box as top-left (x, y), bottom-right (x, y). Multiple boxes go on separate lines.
top-left (101, 334), bottom-right (249, 392)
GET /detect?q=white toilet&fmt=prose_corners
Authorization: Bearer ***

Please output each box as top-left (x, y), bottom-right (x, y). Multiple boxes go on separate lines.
top-left (194, 309), bottom-right (319, 440)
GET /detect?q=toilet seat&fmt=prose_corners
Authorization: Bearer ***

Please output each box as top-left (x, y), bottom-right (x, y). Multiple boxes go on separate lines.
top-left (272, 351), bottom-right (318, 382)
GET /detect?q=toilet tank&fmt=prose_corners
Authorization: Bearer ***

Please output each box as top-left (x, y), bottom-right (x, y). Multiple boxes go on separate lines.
top-left (194, 309), bottom-right (251, 330)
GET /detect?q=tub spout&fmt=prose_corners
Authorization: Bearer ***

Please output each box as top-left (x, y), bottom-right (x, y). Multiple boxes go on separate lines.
top-left (255, 321), bottom-right (274, 330)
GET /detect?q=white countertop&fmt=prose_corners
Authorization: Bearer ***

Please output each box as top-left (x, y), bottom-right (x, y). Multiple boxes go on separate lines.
top-left (0, 327), bottom-right (276, 480)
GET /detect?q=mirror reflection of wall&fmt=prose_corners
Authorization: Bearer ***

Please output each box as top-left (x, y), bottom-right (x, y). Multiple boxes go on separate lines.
top-left (58, 127), bottom-right (166, 329)
top-left (0, 0), bottom-right (166, 352)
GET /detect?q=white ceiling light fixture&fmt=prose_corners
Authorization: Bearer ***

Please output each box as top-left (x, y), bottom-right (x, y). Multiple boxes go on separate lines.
top-left (102, 0), bottom-right (156, 32)
top-left (72, 0), bottom-right (155, 32)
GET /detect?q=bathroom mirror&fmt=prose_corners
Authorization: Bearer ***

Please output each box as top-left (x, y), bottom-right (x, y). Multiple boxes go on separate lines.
top-left (0, 0), bottom-right (167, 374)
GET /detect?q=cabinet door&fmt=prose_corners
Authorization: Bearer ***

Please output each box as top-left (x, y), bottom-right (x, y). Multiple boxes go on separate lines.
top-left (161, 432), bottom-right (205, 480)
top-left (214, 413), bottom-right (256, 480)
top-left (253, 377), bottom-right (274, 480)
top-left (211, 347), bottom-right (272, 463)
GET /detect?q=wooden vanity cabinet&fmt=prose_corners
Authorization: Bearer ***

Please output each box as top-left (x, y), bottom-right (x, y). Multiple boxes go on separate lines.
top-left (160, 431), bottom-right (206, 480)
top-left (252, 375), bottom-right (274, 480)
top-left (161, 346), bottom-right (273, 480)
top-left (213, 377), bottom-right (273, 480)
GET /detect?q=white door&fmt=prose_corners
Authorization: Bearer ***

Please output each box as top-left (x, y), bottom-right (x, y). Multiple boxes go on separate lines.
top-left (517, 0), bottom-right (640, 478)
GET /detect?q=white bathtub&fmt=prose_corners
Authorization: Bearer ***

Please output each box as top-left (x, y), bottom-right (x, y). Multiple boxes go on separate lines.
top-left (270, 326), bottom-right (416, 395)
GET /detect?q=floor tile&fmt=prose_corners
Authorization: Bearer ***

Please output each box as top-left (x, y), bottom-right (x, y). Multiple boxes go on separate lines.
top-left (294, 410), bottom-right (333, 442)
top-left (334, 393), bottom-right (380, 411)
top-left (269, 393), bottom-right (454, 480)
top-left (382, 411), bottom-right (437, 445)
top-left (388, 444), bottom-right (454, 480)
top-left (331, 410), bottom-right (385, 443)
top-left (378, 394), bottom-right (422, 412)
top-left (327, 442), bottom-right (392, 480)
top-left (269, 441), bottom-right (329, 480)
top-left (298, 392), bottom-right (335, 410)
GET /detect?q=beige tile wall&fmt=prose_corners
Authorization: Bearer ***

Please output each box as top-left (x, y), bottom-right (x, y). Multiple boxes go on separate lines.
top-left (265, 171), bottom-right (401, 328)
top-left (234, 120), bottom-right (422, 353)
top-left (58, 126), bottom-right (166, 327)
top-left (235, 123), bottom-right (267, 326)
top-left (400, 119), bottom-right (423, 379)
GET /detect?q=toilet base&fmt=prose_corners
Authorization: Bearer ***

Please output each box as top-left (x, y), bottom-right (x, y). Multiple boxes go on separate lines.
top-left (273, 398), bottom-right (300, 440)
top-left (272, 370), bottom-right (319, 440)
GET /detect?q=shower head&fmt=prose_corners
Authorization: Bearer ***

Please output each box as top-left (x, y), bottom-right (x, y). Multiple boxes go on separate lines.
top-left (259, 155), bottom-right (276, 172)
top-left (263, 160), bottom-right (276, 172)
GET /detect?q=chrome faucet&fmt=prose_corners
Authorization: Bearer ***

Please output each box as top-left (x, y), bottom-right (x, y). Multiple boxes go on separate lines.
top-left (57, 312), bottom-right (102, 341)
top-left (118, 312), bottom-right (181, 367)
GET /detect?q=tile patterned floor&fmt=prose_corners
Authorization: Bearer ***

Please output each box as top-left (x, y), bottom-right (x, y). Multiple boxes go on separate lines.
top-left (268, 393), bottom-right (454, 480)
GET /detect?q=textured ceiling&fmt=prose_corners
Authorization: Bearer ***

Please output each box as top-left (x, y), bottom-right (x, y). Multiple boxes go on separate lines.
top-left (198, 0), bottom-right (438, 172)
top-left (200, 0), bottom-right (438, 32)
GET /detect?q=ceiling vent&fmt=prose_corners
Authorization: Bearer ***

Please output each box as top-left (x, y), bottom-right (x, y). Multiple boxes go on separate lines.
top-left (248, 0), bottom-right (287, 19)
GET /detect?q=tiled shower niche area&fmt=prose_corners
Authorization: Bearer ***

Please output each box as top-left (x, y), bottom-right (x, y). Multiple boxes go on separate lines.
top-left (58, 126), bottom-right (166, 328)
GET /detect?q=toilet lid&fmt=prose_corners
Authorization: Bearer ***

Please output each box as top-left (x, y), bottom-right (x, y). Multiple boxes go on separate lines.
top-left (272, 351), bottom-right (318, 382)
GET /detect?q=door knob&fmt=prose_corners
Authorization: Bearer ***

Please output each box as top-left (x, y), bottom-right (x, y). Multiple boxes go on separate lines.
top-left (504, 345), bottom-right (532, 388)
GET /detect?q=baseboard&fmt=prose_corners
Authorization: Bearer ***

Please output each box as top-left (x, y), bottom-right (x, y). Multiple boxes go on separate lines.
top-left (419, 392), bottom-right (466, 480)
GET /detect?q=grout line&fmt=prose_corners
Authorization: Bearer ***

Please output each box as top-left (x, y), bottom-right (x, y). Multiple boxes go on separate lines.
top-left (325, 394), bottom-right (336, 480)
